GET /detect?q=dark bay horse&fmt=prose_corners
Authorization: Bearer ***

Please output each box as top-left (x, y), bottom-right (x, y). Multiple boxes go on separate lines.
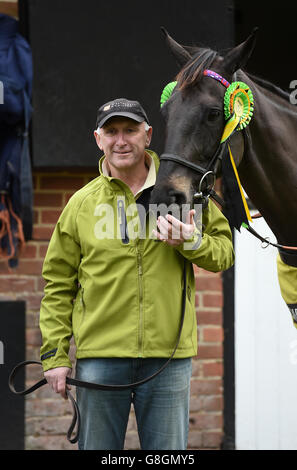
top-left (150, 28), bottom-right (297, 323)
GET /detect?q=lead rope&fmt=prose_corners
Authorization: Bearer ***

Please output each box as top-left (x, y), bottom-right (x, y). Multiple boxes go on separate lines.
top-left (9, 259), bottom-right (189, 444)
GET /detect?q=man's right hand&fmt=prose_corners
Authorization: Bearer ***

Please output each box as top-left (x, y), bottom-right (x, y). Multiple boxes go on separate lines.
top-left (44, 366), bottom-right (72, 399)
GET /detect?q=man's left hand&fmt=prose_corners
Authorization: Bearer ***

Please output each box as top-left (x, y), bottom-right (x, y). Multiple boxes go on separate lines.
top-left (152, 209), bottom-right (196, 246)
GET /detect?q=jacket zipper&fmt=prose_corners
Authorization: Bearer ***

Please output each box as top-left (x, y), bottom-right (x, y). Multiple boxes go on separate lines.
top-left (120, 191), bottom-right (143, 355)
top-left (136, 243), bottom-right (144, 357)
top-left (79, 287), bottom-right (86, 338)
top-left (81, 287), bottom-right (85, 313)
top-left (117, 198), bottom-right (129, 244)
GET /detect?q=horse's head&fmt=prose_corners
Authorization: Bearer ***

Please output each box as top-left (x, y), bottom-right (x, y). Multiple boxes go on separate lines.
top-left (150, 28), bottom-right (258, 212)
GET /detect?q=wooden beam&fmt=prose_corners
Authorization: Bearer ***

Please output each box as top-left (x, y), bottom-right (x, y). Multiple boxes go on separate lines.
top-left (0, 1), bottom-right (18, 18)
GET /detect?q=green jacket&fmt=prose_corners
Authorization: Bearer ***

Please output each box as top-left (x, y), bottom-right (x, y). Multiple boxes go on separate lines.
top-left (39, 151), bottom-right (234, 371)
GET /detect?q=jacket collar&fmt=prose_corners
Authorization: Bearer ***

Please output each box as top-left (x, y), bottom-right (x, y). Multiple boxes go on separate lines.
top-left (98, 150), bottom-right (160, 195)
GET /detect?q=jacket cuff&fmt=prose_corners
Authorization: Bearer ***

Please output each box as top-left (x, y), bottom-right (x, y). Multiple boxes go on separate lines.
top-left (40, 347), bottom-right (72, 372)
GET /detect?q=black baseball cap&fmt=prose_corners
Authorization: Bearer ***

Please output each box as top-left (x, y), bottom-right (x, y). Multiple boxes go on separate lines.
top-left (96, 98), bottom-right (150, 129)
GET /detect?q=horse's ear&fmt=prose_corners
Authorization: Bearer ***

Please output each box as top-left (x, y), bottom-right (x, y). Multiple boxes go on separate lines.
top-left (223, 27), bottom-right (258, 74)
top-left (161, 27), bottom-right (192, 68)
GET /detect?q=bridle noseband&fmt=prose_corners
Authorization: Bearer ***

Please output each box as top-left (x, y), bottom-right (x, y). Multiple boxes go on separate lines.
top-left (160, 142), bottom-right (227, 207)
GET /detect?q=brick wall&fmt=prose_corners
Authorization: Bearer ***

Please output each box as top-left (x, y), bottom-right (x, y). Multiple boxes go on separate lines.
top-left (0, 170), bottom-right (224, 450)
top-left (0, 0), bottom-right (18, 18)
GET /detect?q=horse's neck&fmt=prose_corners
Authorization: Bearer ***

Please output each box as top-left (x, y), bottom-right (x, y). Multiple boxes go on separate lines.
top-left (236, 71), bottom-right (297, 245)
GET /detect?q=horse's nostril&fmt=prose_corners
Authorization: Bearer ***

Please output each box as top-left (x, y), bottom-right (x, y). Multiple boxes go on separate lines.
top-left (168, 190), bottom-right (187, 206)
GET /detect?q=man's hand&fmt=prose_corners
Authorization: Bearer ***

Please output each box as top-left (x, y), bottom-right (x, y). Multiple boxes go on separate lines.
top-left (152, 209), bottom-right (196, 246)
top-left (44, 366), bottom-right (72, 399)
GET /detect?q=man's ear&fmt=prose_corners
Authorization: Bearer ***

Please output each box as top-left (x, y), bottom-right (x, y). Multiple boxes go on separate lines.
top-left (145, 127), bottom-right (153, 147)
top-left (94, 130), bottom-right (103, 150)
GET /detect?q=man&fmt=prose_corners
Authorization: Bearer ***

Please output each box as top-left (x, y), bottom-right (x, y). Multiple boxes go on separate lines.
top-left (40, 98), bottom-right (234, 450)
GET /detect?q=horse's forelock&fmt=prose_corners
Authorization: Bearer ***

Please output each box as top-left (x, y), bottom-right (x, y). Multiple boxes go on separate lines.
top-left (176, 48), bottom-right (218, 91)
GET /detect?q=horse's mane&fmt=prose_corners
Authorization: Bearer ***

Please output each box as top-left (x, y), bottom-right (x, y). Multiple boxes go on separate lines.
top-left (176, 47), bottom-right (218, 90)
top-left (176, 46), bottom-right (291, 103)
top-left (245, 72), bottom-right (290, 102)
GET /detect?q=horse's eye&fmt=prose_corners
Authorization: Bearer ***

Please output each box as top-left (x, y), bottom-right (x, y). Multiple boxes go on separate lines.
top-left (207, 109), bottom-right (221, 122)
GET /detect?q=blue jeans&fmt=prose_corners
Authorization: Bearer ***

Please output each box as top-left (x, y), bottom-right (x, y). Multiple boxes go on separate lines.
top-left (75, 357), bottom-right (192, 450)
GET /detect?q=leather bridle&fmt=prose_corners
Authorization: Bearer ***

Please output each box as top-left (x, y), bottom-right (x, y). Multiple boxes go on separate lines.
top-left (160, 139), bottom-right (227, 208)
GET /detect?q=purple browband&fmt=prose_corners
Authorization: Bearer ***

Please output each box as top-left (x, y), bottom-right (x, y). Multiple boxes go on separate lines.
top-left (203, 69), bottom-right (230, 88)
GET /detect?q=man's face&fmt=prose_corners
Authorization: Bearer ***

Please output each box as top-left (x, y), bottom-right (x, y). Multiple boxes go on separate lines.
top-left (94, 117), bottom-right (152, 173)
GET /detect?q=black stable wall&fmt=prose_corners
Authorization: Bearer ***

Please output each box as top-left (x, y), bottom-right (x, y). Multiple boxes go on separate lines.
top-left (21, 0), bottom-right (234, 168)
top-left (234, 0), bottom-right (297, 92)
top-left (0, 301), bottom-right (25, 450)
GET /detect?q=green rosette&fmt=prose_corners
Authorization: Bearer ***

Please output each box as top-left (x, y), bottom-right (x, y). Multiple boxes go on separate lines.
top-left (160, 81), bottom-right (177, 107)
top-left (224, 81), bottom-right (254, 130)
